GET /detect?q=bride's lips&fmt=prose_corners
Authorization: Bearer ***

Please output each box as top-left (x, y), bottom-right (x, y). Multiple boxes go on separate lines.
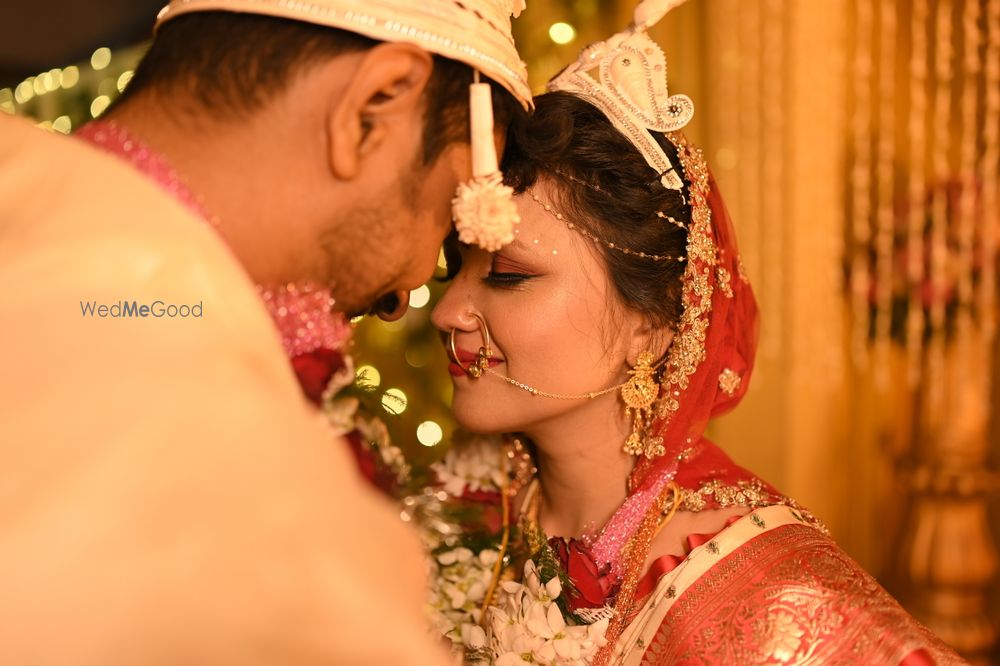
top-left (448, 348), bottom-right (504, 377)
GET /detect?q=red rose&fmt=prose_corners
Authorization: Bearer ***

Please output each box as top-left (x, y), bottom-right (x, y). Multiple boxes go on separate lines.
top-left (548, 537), bottom-right (618, 611)
top-left (479, 503), bottom-right (503, 534)
top-left (447, 496), bottom-right (504, 535)
top-left (344, 430), bottom-right (379, 484)
top-left (343, 429), bottom-right (403, 495)
top-left (461, 488), bottom-right (504, 503)
top-left (290, 348), bottom-right (346, 404)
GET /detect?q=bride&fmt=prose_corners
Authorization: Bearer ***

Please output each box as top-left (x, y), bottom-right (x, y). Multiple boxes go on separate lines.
top-left (412, 2), bottom-right (965, 664)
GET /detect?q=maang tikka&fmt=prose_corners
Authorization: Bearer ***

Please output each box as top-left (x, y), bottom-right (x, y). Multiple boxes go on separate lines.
top-left (621, 351), bottom-right (665, 458)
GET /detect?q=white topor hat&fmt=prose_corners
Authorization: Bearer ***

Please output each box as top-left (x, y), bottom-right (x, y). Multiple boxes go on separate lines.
top-left (156, 0), bottom-right (534, 250)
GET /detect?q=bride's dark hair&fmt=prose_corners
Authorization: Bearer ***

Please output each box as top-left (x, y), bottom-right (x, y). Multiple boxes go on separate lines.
top-left (501, 91), bottom-right (690, 330)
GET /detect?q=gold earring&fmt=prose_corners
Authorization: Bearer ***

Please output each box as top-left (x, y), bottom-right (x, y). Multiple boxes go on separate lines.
top-left (621, 351), bottom-right (664, 458)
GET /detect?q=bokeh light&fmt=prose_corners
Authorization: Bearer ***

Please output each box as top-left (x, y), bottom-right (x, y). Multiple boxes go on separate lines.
top-left (356, 364), bottom-right (382, 388)
top-left (52, 116), bottom-right (72, 134)
top-left (91, 47), bottom-right (112, 71)
top-left (14, 80), bottom-right (33, 104)
top-left (61, 66), bottom-right (80, 89)
top-left (382, 388), bottom-right (408, 415)
top-left (409, 285), bottom-right (432, 309)
top-left (548, 22), bottom-right (576, 45)
top-left (0, 89), bottom-right (13, 114)
top-left (117, 71), bottom-right (135, 93)
top-left (417, 421), bottom-right (444, 447)
top-left (90, 95), bottom-right (111, 118)
top-left (405, 345), bottom-right (429, 368)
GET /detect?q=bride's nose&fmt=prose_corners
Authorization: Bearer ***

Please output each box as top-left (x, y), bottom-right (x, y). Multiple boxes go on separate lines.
top-left (431, 286), bottom-right (479, 334)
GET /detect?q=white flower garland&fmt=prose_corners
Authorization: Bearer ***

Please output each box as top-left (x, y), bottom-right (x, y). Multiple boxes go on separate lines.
top-left (490, 561), bottom-right (609, 666)
top-left (412, 435), bottom-right (612, 665)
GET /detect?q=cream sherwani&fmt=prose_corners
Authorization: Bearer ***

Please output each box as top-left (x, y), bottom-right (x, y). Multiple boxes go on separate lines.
top-left (0, 115), bottom-right (446, 665)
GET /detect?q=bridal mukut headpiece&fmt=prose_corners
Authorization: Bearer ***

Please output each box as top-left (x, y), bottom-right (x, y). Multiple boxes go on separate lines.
top-left (156, 0), bottom-right (531, 252)
top-left (547, 0), bottom-right (694, 192)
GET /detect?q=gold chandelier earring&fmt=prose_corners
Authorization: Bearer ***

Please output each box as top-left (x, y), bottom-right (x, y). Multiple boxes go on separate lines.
top-left (449, 313), bottom-right (493, 378)
top-left (621, 351), bottom-right (665, 458)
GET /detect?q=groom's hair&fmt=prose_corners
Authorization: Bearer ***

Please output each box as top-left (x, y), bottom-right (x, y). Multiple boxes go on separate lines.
top-left (119, 11), bottom-right (523, 164)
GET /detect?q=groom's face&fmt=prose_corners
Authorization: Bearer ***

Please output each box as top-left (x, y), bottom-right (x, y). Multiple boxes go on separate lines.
top-left (267, 43), bottom-right (516, 317)
top-left (326, 138), bottom-right (473, 316)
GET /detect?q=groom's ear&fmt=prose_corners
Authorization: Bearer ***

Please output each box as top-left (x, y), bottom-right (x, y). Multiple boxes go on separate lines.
top-left (326, 43), bottom-right (434, 180)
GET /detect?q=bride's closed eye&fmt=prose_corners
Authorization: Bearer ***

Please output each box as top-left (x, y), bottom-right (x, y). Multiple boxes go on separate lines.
top-left (483, 271), bottom-right (533, 287)
top-left (484, 255), bottom-right (537, 288)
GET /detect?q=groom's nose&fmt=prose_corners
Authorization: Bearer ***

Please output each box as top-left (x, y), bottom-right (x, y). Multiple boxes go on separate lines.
top-left (374, 290), bottom-right (409, 322)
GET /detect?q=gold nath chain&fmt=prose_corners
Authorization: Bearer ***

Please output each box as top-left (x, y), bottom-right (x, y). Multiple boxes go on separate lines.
top-left (483, 365), bottom-right (625, 400)
top-left (527, 191), bottom-right (686, 263)
top-left (481, 356), bottom-right (666, 401)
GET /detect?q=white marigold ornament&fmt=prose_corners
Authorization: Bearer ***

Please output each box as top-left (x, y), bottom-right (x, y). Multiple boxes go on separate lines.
top-left (452, 173), bottom-right (519, 252)
top-left (452, 79), bottom-right (520, 252)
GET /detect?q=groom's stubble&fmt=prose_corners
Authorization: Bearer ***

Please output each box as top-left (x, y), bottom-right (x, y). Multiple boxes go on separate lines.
top-left (317, 151), bottom-right (427, 315)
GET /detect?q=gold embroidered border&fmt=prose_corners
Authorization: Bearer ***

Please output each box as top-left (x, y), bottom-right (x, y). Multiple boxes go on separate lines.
top-left (621, 513), bottom-right (965, 665)
top-left (679, 478), bottom-right (827, 534)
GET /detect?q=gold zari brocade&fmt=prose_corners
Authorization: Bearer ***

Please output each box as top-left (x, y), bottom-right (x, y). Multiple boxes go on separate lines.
top-left (615, 506), bottom-right (965, 665)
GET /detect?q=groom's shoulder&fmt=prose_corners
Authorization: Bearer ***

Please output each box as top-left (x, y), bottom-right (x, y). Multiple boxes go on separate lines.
top-left (0, 115), bottom-right (274, 349)
top-left (0, 114), bottom-right (297, 427)
top-left (0, 114), bottom-right (222, 271)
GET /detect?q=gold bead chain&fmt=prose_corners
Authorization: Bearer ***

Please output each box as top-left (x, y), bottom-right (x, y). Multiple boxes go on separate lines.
top-left (553, 170), bottom-right (689, 232)
top-left (483, 366), bottom-right (625, 400)
top-left (528, 191), bottom-right (686, 263)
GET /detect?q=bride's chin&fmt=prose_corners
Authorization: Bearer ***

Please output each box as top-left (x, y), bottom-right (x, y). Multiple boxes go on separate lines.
top-left (451, 398), bottom-right (516, 435)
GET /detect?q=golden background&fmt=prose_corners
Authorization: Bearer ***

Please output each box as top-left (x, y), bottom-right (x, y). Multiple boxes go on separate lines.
top-left (4, 0), bottom-right (998, 661)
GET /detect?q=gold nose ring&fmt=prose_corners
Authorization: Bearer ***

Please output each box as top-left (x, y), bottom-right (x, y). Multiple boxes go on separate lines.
top-left (449, 313), bottom-right (493, 378)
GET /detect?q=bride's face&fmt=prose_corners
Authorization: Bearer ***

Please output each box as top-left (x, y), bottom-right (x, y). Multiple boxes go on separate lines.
top-left (432, 183), bottom-right (643, 435)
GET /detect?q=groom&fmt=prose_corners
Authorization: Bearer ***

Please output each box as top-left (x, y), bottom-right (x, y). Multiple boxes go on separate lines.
top-left (0, 2), bottom-right (529, 664)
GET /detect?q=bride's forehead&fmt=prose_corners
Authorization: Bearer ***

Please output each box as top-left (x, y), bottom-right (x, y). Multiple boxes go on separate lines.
top-left (512, 193), bottom-right (585, 247)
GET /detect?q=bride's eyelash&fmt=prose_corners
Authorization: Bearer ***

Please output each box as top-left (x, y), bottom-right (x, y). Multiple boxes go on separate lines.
top-left (483, 271), bottom-right (533, 287)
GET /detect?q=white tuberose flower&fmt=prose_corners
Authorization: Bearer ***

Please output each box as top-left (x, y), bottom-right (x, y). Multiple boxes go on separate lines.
top-left (487, 561), bottom-right (610, 666)
top-left (433, 434), bottom-right (507, 497)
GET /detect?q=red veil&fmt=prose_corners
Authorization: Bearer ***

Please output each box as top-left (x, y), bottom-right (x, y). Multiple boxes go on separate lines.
top-left (627, 131), bottom-right (760, 505)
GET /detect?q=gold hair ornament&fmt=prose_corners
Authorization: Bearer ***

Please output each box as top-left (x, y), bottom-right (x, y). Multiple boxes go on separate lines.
top-left (553, 169), bottom-right (689, 231)
top-left (527, 191), bottom-right (685, 263)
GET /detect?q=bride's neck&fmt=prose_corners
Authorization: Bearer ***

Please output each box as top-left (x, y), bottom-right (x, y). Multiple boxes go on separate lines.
top-left (526, 397), bottom-right (635, 539)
